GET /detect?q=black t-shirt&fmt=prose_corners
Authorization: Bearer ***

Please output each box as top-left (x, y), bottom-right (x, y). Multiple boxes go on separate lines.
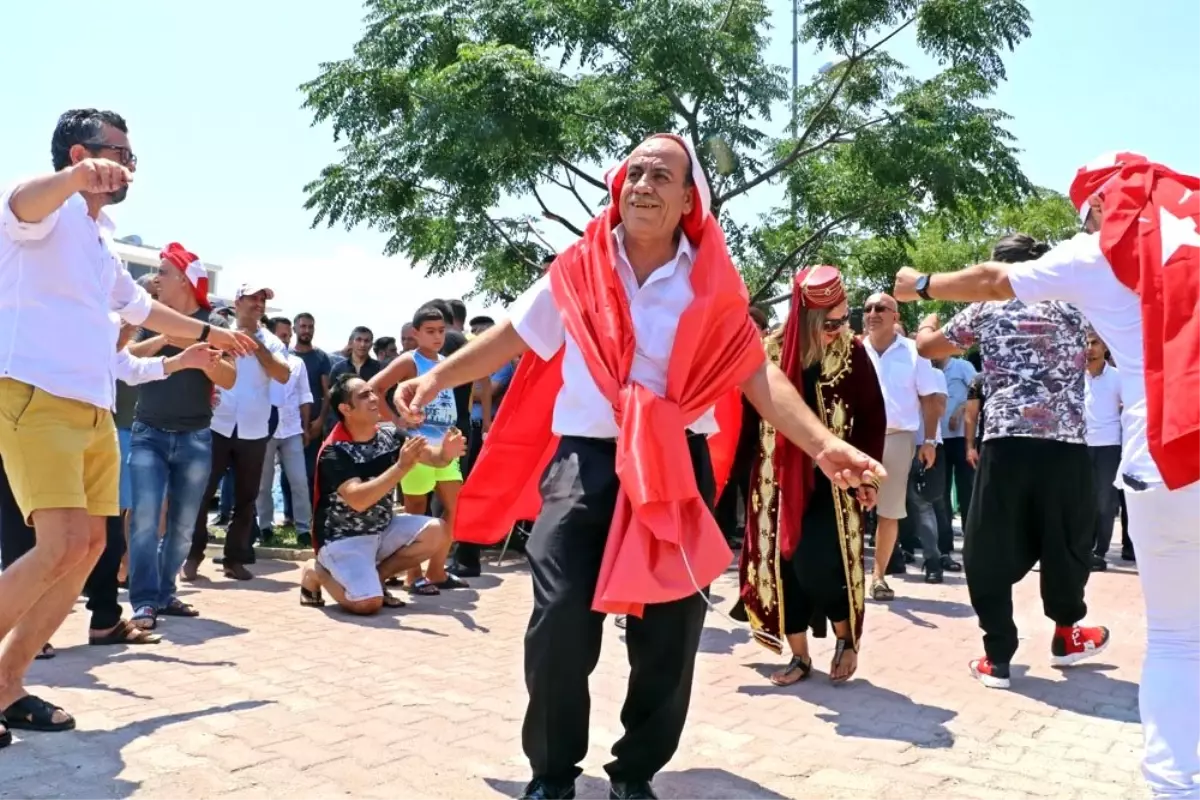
top-left (134, 308), bottom-right (228, 432)
top-left (441, 330), bottom-right (471, 430)
top-left (294, 347), bottom-right (332, 416)
top-left (314, 424), bottom-right (405, 547)
top-left (967, 373), bottom-right (986, 447)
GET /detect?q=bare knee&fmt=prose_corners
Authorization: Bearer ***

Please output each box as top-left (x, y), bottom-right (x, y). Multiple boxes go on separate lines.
top-left (342, 597), bottom-right (384, 616)
top-left (28, 511), bottom-right (94, 573)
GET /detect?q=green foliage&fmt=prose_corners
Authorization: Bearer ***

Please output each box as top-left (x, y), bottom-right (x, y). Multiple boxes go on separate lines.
top-left (302, 0), bottom-right (1035, 302)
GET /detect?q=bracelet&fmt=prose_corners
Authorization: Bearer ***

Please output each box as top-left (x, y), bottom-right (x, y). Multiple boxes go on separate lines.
top-left (198, 323), bottom-right (211, 343)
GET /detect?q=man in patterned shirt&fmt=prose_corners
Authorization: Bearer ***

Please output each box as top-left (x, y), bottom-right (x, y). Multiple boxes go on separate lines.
top-left (911, 233), bottom-right (1109, 690)
top-left (298, 375), bottom-right (464, 615)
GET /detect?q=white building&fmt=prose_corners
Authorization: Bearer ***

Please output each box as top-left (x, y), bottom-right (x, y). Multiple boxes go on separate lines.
top-left (112, 235), bottom-right (277, 312)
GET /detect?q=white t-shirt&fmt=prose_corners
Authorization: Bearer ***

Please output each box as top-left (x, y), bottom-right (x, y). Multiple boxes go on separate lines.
top-left (211, 328), bottom-right (288, 440)
top-left (1007, 233), bottom-right (1156, 487)
top-left (914, 368), bottom-right (948, 446)
top-left (863, 334), bottom-right (943, 433)
top-left (1084, 363), bottom-right (1122, 447)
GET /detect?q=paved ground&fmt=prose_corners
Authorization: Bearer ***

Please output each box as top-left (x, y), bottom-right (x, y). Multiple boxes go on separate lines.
top-left (5, 546), bottom-right (1148, 799)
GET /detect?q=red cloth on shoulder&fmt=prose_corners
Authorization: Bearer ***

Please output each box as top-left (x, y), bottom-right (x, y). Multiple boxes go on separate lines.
top-left (455, 134), bottom-right (765, 615)
top-left (1071, 157), bottom-right (1200, 489)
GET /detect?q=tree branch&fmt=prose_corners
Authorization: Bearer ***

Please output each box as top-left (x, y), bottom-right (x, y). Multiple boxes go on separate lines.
top-left (531, 184), bottom-right (585, 237)
top-left (749, 212), bottom-right (857, 303)
top-left (555, 156), bottom-right (607, 192)
top-left (717, 14), bottom-right (918, 206)
top-left (560, 166), bottom-right (596, 218)
top-left (524, 218), bottom-right (557, 252)
top-left (480, 213), bottom-right (541, 271)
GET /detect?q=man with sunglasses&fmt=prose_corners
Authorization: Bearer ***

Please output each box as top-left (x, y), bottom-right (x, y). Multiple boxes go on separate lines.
top-left (860, 293), bottom-right (944, 601)
top-left (0, 109), bottom-right (254, 745)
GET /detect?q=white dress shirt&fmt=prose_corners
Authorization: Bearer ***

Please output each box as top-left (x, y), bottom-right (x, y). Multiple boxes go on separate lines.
top-left (211, 328), bottom-right (287, 440)
top-left (113, 348), bottom-right (166, 389)
top-left (864, 334), bottom-right (943, 433)
top-left (0, 187), bottom-right (153, 410)
top-left (271, 354), bottom-right (313, 440)
top-left (1008, 232), bottom-right (1157, 487)
top-left (508, 225), bottom-right (718, 438)
top-left (914, 368), bottom-right (948, 446)
top-left (1085, 363), bottom-right (1123, 447)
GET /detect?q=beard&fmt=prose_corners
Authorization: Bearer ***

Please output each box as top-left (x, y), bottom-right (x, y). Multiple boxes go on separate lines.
top-left (108, 185), bottom-right (129, 205)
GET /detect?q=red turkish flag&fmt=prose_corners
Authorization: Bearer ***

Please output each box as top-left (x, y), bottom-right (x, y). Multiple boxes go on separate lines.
top-left (1075, 160), bottom-right (1200, 489)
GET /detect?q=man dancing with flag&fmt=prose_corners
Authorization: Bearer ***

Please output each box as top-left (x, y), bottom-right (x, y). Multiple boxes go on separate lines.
top-left (894, 152), bottom-right (1199, 799)
top-left (393, 134), bottom-right (885, 800)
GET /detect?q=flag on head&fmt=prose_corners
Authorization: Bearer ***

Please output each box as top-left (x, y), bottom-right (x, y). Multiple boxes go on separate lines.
top-left (1069, 152), bottom-right (1150, 225)
top-left (160, 242), bottom-right (211, 310)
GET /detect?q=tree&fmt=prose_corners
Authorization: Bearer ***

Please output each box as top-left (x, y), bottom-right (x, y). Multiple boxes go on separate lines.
top-left (301, 0), bottom-right (1035, 303)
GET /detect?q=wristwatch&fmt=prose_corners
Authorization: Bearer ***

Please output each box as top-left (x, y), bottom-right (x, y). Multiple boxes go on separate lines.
top-left (915, 274), bottom-right (933, 301)
top-left (923, 439), bottom-right (937, 447)
top-left (198, 323), bottom-right (211, 343)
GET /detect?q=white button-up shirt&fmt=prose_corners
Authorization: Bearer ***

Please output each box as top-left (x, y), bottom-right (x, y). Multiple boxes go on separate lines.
top-left (1008, 233), bottom-right (1156, 486)
top-left (270, 354), bottom-right (313, 440)
top-left (0, 187), bottom-right (153, 410)
top-left (914, 368), bottom-right (948, 445)
top-left (113, 348), bottom-right (166, 390)
top-left (211, 328), bottom-right (287, 440)
top-left (1084, 363), bottom-right (1122, 447)
top-left (508, 226), bottom-right (717, 438)
top-left (864, 334), bottom-right (943, 433)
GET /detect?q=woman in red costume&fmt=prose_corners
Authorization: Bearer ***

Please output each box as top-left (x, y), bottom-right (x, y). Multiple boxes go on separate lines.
top-left (739, 266), bottom-right (886, 686)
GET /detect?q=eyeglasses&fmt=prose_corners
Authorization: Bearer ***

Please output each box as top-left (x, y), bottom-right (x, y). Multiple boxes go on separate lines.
top-left (83, 141), bottom-right (137, 168)
top-left (822, 315), bottom-right (849, 332)
top-left (864, 303), bottom-right (895, 314)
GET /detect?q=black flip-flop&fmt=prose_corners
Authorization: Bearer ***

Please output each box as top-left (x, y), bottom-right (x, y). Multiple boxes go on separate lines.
top-left (158, 598), bottom-right (199, 618)
top-left (433, 574), bottom-right (469, 590)
top-left (382, 591), bottom-right (407, 609)
top-left (770, 655), bottom-right (813, 687)
top-left (89, 619), bottom-right (162, 646)
top-left (35, 643), bottom-right (55, 660)
top-left (0, 714), bottom-right (10, 749)
top-left (3, 695), bottom-right (75, 732)
top-left (405, 578), bottom-right (440, 596)
top-left (300, 586), bottom-right (325, 607)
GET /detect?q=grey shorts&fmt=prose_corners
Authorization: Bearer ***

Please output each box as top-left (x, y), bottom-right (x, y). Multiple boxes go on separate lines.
top-left (316, 514), bottom-right (438, 602)
top-left (877, 432), bottom-right (916, 520)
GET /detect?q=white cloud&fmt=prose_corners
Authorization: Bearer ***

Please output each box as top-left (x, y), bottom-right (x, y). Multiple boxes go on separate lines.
top-left (216, 245), bottom-right (508, 352)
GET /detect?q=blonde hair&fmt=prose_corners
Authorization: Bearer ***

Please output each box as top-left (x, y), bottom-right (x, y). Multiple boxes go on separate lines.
top-left (800, 306), bottom-right (834, 369)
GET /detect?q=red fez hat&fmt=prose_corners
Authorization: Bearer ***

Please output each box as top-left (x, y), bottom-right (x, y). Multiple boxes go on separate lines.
top-left (795, 265), bottom-right (846, 309)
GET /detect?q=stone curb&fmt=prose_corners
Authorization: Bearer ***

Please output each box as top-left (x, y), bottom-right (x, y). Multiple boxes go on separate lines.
top-left (204, 542), bottom-right (311, 563)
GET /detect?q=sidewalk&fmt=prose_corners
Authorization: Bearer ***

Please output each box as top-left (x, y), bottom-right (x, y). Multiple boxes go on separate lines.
top-left (12, 554), bottom-right (1148, 799)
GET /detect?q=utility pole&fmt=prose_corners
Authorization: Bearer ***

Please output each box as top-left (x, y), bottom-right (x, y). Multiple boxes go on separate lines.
top-left (791, 0), bottom-right (799, 137)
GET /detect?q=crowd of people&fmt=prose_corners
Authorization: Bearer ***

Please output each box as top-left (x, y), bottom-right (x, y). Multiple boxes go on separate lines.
top-left (0, 108), bottom-right (1195, 800)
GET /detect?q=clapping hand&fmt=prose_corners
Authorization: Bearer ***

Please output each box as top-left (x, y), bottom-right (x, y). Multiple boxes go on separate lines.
top-left (177, 343), bottom-right (223, 371)
top-left (441, 428), bottom-right (466, 460)
top-left (399, 435), bottom-right (427, 470)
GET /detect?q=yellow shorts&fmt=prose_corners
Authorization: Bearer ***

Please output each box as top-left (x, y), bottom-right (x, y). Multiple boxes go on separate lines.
top-left (0, 378), bottom-right (121, 521)
top-left (399, 459), bottom-right (463, 497)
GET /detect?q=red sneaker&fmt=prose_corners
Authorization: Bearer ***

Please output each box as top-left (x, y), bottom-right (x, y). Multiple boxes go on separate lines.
top-left (969, 657), bottom-right (1011, 689)
top-left (1051, 625), bottom-right (1110, 667)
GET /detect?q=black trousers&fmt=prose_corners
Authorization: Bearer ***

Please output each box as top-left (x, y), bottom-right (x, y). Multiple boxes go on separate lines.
top-left (941, 437), bottom-right (975, 550)
top-left (189, 431), bottom-right (269, 565)
top-left (781, 482), bottom-right (849, 635)
top-left (452, 420), bottom-right (488, 572)
top-left (964, 437), bottom-right (1094, 664)
top-left (0, 454), bottom-right (125, 630)
top-left (523, 435), bottom-right (712, 785)
top-left (1088, 445), bottom-right (1122, 556)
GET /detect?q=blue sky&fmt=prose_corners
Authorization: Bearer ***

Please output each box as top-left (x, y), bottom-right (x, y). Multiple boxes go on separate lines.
top-left (2, 1), bottom-right (1197, 348)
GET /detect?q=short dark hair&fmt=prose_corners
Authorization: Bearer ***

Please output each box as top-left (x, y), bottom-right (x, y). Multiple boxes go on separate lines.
top-left (414, 303), bottom-right (447, 329)
top-left (469, 315), bottom-right (495, 328)
top-left (330, 373), bottom-right (361, 423)
top-left (293, 312), bottom-right (315, 324)
top-left (51, 109), bottom-right (128, 172)
top-left (373, 336), bottom-right (396, 357)
top-left (748, 306), bottom-right (769, 331)
top-left (991, 233), bottom-right (1051, 264)
top-left (447, 299), bottom-right (467, 325)
top-left (267, 316), bottom-right (291, 336)
top-left (349, 325), bottom-right (373, 342)
top-left (260, 314), bottom-right (271, 328)
top-left (427, 299), bottom-right (455, 325)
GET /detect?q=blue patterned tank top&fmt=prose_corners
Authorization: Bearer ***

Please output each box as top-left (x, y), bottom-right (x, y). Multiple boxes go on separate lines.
top-left (413, 350), bottom-right (456, 443)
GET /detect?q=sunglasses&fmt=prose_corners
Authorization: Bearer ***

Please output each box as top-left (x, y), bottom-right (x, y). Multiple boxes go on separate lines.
top-left (864, 303), bottom-right (895, 314)
top-left (822, 315), bottom-right (849, 332)
top-left (84, 141), bottom-right (137, 168)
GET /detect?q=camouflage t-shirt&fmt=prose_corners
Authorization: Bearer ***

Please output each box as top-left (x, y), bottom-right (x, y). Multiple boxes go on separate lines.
top-left (314, 424), bottom-right (405, 546)
top-left (942, 299), bottom-right (1087, 444)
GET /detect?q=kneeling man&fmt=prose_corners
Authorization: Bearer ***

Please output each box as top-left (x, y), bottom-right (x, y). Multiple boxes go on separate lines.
top-left (300, 375), bottom-right (465, 615)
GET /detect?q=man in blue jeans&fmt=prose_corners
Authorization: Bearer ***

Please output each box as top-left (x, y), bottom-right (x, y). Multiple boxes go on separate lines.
top-left (125, 243), bottom-right (236, 631)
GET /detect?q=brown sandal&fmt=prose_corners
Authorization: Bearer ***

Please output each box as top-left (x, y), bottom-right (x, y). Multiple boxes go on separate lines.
top-left (769, 655), bottom-right (813, 687)
top-left (89, 619), bottom-right (162, 646)
top-left (830, 638), bottom-right (858, 684)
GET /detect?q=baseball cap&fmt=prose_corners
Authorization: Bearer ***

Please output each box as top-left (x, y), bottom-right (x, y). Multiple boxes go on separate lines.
top-left (236, 283), bottom-right (275, 301)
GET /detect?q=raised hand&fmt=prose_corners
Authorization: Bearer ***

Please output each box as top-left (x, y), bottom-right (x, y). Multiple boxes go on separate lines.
top-left (441, 428), bottom-right (466, 460)
top-left (207, 326), bottom-right (257, 357)
top-left (71, 158), bottom-right (132, 195)
top-left (399, 434), bottom-right (427, 470)
top-left (393, 375), bottom-right (439, 426)
top-left (177, 343), bottom-right (222, 371)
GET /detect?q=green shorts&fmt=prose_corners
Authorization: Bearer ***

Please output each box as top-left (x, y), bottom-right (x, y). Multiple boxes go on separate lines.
top-left (400, 459), bottom-right (463, 496)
